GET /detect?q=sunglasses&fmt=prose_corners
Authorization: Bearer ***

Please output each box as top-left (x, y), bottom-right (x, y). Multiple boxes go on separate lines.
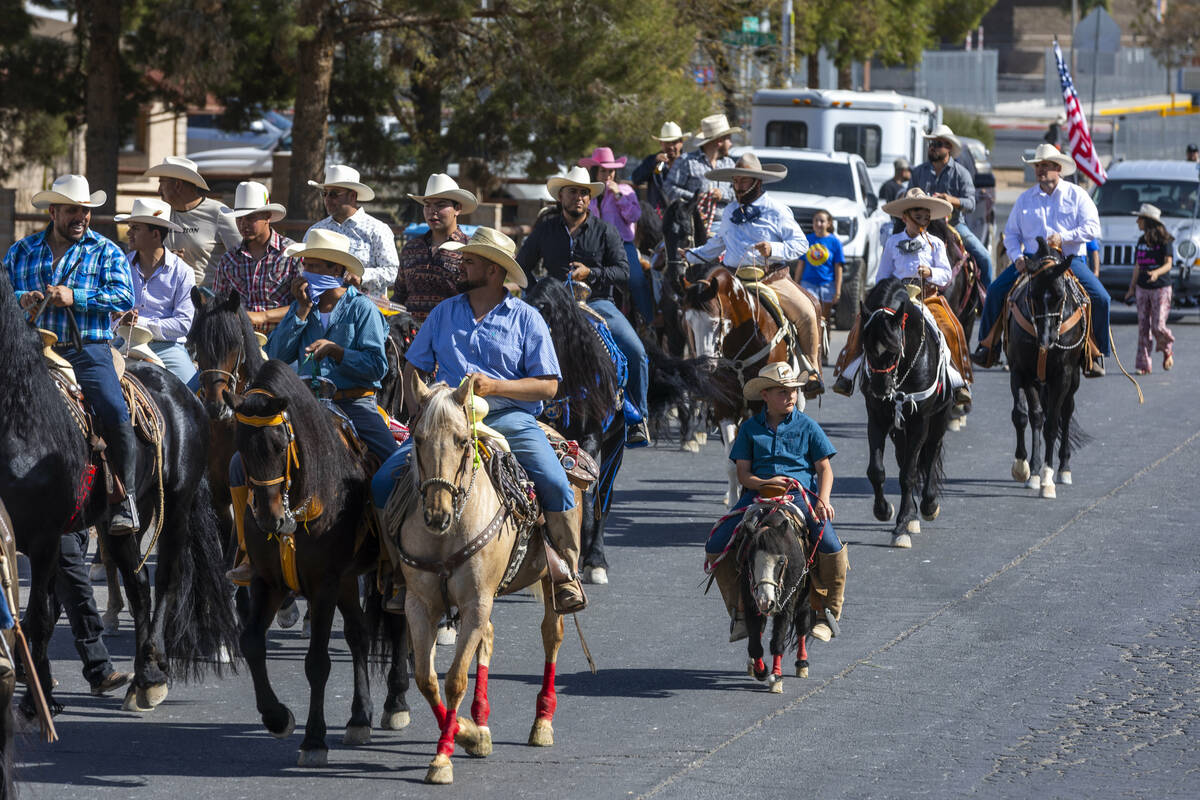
top-left (321, 189), bottom-right (350, 198)
top-left (930, 140), bottom-right (952, 149)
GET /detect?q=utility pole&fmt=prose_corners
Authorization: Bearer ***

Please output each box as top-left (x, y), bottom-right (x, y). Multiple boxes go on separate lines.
top-left (781, 0), bottom-right (794, 88)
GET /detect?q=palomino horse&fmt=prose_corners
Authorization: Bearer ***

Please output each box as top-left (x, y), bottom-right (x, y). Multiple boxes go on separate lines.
top-left (389, 376), bottom-right (581, 785)
top-left (0, 269), bottom-right (238, 716)
top-left (232, 360), bottom-right (409, 766)
top-left (860, 278), bottom-right (954, 548)
top-left (1005, 238), bottom-right (1089, 500)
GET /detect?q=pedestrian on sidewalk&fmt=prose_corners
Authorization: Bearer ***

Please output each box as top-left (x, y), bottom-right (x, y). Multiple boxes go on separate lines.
top-left (1124, 204), bottom-right (1175, 374)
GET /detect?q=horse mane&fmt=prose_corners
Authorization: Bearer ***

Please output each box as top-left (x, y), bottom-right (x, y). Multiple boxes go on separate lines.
top-left (523, 278), bottom-right (620, 425)
top-left (188, 290), bottom-right (265, 377)
top-left (864, 277), bottom-right (910, 314)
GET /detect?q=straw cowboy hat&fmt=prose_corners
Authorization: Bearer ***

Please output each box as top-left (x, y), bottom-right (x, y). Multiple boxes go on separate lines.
top-left (408, 173), bottom-right (478, 215)
top-left (922, 124), bottom-right (963, 158)
top-left (143, 155), bottom-right (210, 191)
top-left (1132, 203), bottom-right (1163, 222)
top-left (221, 181), bottom-right (286, 222)
top-left (282, 229), bottom-right (364, 277)
top-left (1022, 143), bottom-right (1076, 176)
top-left (114, 323), bottom-right (166, 367)
top-left (579, 147), bottom-right (627, 169)
top-left (546, 166), bottom-right (604, 198)
top-left (439, 226), bottom-right (527, 289)
top-left (882, 187), bottom-right (953, 220)
top-left (308, 164), bottom-right (375, 202)
top-left (32, 174), bottom-right (107, 209)
top-left (743, 361), bottom-right (805, 400)
top-left (114, 198), bottom-right (182, 232)
top-left (694, 113), bottom-right (743, 147)
top-left (653, 121), bottom-right (691, 142)
top-left (705, 152), bottom-right (787, 184)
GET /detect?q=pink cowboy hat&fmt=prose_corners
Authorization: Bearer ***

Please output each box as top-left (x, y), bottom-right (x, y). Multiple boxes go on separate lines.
top-left (578, 146), bottom-right (627, 169)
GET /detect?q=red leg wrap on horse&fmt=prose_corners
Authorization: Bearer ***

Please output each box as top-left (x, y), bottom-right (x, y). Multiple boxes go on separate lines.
top-left (535, 661), bottom-right (557, 721)
top-left (754, 657), bottom-right (765, 675)
top-left (472, 665), bottom-right (490, 726)
top-left (798, 638), bottom-right (808, 661)
top-left (437, 709), bottom-right (458, 756)
top-left (432, 702), bottom-right (448, 730)
top-left (772, 654), bottom-right (783, 676)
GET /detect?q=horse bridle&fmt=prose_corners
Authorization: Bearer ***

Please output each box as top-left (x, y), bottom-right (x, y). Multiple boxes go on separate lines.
top-left (198, 346), bottom-right (246, 401)
top-left (410, 401), bottom-right (480, 524)
top-left (234, 389), bottom-right (321, 523)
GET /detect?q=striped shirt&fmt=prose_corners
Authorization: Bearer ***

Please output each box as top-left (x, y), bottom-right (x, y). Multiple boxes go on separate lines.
top-left (211, 230), bottom-right (300, 311)
top-left (3, 225), bottom-right (133, 343)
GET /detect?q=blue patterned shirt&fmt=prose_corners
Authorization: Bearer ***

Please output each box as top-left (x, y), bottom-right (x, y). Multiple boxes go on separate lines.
top-left (3, 225), bottom-right (134, 343)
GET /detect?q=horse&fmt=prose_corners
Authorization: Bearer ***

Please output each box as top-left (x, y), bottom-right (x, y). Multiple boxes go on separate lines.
top-left (658, 196), bottom-right (707, 358)
top-left (377, 308), bottom-right (420, 422)
top-left (0, 268), bottom-right (238, 715)
top-left (860, 278), bottom-right (953, 548)
top-left (387, 375), bottom-right (580, 785)
top-left (231, 360), bottom-right (410, 766)
top-left (1005, 238), bottom-right (1089, 500)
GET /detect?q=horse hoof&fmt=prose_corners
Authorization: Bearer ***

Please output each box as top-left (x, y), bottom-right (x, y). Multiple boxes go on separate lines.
top-left (436, 625), bottom-right (457, 647)
top-left (456, 719), bottom-right (493, 758)
top-left (269, 708), bottom-right (296, 739)
top-left (1041, 483), bottom-right (1056, 499)
top-left (276, 601), bottom-right (300, 629)
top-left (921, 504), bottom-right (940, 522)
top-left (122, 686), bottom-right (151, 713)
top-left (297, 748), bottom-right (328, 768)
top-left (874, 502), bottom-right (894, 522)
top-left (768, 675), bottom-right (784, 693)
top-left (1025, 475), bottom-right (1041, 490)
top-left (582, 567), bottom-right (608, 585)
top-left (528, 718), bottom-right (555, 747)
top-left (796, 663), bottom-right (809, 679)
top-left (381, 710), bottom-right (411, 730)
top-left (1012, 459), bottom-right (1030, 482)
top-left (891, 533), bottom-right (912, 549)
top-left (425, 754), bottom-right (454, 784)
top-left (906, 519), bottom-right (920, 535)
top-left (139, 682), bottom-right (168, 708)
top-left (343, 725), bottom-right (371, 746)
top-left (947, 417), bottom-right (962, 432)
top-left (1058, 470), bottom-right (1072, 485)
top-left (696, 432), bottom-right (708, 446)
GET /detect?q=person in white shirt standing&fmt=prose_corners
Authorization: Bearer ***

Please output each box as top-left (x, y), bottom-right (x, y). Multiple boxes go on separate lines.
top-left (305, 165), bottom-right (399, 297)
top-left (144, 156), bottom-right (241, 288)
top-left (972, 144), bottom-right (1109, 377)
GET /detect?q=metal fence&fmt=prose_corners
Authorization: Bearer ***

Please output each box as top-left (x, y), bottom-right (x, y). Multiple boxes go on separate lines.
top-left (1044, 47), bottom-right (1169, 107)
top-left (1112, 113), bottom-right (1200, 162)
top-left (871, 50), bottom-right (998, 113)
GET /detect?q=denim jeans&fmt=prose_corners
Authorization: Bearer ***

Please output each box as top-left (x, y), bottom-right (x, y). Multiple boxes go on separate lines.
top-left (588, 299), bottom-right (648, 417)
top-left (61, 342), bottom-right (129, 434)
top-left (624, 242), bottom-right (655, 325)
top-left (337, 396), bottom-right (399, 461)
top-left (707, 490), bottom-right (843, 555)
top-left (149, 341), bottom-right (197, 385)
top-left (955, 221), bottom-right (993, 283)
top-left (51, 529), bottom-right (116, 686)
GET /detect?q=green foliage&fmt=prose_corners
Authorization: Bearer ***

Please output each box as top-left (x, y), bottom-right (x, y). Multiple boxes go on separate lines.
top-left (943, 107), bottom-right (994, 149)
top-left (1132, 0), bottom-right (1200, 70)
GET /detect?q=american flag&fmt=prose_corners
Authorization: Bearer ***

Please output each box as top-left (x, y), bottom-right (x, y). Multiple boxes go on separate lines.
top-left (1053, 40), bottom-right (1107, 185)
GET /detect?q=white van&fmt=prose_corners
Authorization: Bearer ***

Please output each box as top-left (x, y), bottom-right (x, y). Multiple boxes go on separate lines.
top-left (750, 89), bottom-right (940, 191)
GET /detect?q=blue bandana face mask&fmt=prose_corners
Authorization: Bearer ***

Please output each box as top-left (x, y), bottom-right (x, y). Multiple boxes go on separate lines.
top-left (302, 270), bottom-right (344, 305)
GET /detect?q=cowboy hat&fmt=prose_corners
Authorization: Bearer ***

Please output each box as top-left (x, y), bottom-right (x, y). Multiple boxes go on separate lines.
top-left (578, 147), bottom-right (627, 169)
top-left (283, 229), bottom-right (364, 277)
top-left (1132, 203), bottom-right (1163, 222)
top-left (408, 173), bottom-right (478, 215)
top-left (114, 323), bottom-right (166, 367)
top-left (922, 124), bottom-right (963, 158)
top-left (439, 226), bottom-right (527, 289)
top-left (221, 181), bottom-right (287, 222)
top-left (308, 164), bottom-right (375, 202)
top-left (652, 121), bottom-right (691, 142)
top-left (143, 155), bottom-right (210, 191)
top-left (1022, 143), bottom-right (1076, 176)
top-left (546, 166), bottom-right (604, 199)
top-left (694, 114), bottom-right (743, 147)
top-left (705, 152), bottom-right (787, 184)
top-left (114, 198), bottom-right (183, 232)
top-left (882, 187), bottom-right (953, 220)
top-left (32, 174), bottom-right (106, 209)
top-left (743, 361), bottom-right (805, 401)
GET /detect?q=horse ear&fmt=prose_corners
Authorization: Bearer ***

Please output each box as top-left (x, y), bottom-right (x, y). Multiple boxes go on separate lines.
top-left (224, 290), bottom-right (242, 310)
top-left (261, 395), bottom-right (288, 416)
top-left (451, 375), bottom-right (474, 407)
top-left (409, 369), bottom-right (431, 408)
top-left (1034, 236), bottom-right (1048, 259)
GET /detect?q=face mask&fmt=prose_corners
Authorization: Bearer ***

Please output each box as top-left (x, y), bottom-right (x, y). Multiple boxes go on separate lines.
top-left (302, 271), bottom-right (344, 305)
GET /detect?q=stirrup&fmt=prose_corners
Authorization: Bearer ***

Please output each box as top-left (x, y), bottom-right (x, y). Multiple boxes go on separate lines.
top-left (552, 579), bottom-right (587, 614)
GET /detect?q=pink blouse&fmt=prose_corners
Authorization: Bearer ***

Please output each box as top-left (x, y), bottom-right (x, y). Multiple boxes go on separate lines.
top-left (588, 184), bottom-right (641, 243)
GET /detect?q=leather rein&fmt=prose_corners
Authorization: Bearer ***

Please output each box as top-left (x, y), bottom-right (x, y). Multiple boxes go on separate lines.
top-left (234, 389), bottom-right (323, 523)
top-left (1007, 255), bottom-right (1087, 382)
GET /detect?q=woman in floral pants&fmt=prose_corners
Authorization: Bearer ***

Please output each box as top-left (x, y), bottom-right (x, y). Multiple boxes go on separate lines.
top-left (1124, 204), bottom-right (1175, 374)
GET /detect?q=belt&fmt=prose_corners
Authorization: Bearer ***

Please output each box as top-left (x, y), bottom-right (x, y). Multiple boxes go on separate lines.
top-left (52, 341), bottom-right (107, 351)
top-left (333, 388), bottom-right (376, 401)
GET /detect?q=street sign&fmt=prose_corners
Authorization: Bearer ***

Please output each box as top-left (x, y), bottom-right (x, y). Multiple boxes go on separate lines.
top-left (1074, 8), bottom-right (1120, 53)
top-left (742, 16), bottom-right (759, 33)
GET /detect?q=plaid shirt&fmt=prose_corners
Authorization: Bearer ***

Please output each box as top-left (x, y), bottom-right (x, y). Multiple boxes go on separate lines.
top-left (211, 231), bottom-right (300, 311)
top-left (3, 225), bottom-right (133, 343)
top-left (391, 229), bottom-right (468, 321)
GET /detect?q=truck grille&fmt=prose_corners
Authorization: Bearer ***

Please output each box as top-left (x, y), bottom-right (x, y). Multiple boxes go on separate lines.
top-left (790, 207), bottom-right (818, 234)
top-left (1104, 244), bottom-right (1136, 266)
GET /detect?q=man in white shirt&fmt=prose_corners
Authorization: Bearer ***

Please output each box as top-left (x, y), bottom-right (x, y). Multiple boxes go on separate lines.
top-left (972, 144), bottom-right (1109, 377)
top-left (305, 165), bottom-right (399, 297)
top-left (145, 156), bottom-right (241, 288)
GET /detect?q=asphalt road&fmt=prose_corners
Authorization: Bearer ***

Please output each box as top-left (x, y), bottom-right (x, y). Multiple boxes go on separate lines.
top-left (15, 309), bottom-right (1200, 799)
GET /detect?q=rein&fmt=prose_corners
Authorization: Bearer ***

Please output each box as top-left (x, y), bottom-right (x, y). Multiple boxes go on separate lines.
top-left (863, 300), bottom-right (947, 428)
top-left (234, 389), bottom-right (323, 523)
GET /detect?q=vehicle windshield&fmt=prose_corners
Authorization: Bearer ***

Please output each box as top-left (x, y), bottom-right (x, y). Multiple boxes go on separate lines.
top-left (766, 160), bottom-right (856, 200)
top-left (1094, 179), bottom-right (1199, 218)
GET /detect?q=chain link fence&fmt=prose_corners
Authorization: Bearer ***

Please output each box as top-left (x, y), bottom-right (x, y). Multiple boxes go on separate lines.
top-left (1044, 47), bottom-right (1168, 107)
top-left (872, 51), bottom-right (998, 113)
top-left (1113, 114), bottom-right (1200, 162)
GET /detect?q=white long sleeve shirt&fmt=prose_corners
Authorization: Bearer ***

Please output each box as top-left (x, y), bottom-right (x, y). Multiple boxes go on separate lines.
top-left (307, 208), bottom-right (400, 296)
top-left (1003, 179), bottom-right (1100, 264)
top-left (876, 230), bottom-right (952, 287)
top-left (686, 192), bottom-right (808, 267)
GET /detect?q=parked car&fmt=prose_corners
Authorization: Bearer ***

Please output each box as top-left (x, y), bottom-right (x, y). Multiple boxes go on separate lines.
top-left (186, 111), bottom-right (291, 155)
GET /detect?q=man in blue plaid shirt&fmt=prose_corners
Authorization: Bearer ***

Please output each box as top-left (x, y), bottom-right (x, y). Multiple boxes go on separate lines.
top-left (4, 174), bottom-right (141, 534)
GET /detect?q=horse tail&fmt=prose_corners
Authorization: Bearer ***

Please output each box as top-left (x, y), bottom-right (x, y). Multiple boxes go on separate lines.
top-left (0, 696), bottom-right (14, 800)
top-left (163, 476), bottom-right (241, 679)
top-left (363, 575), bottom-right (403, 677)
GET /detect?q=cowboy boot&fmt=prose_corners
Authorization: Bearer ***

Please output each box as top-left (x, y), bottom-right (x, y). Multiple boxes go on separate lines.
top-left (107, 425), bottom-right (141, 535)
top-left (708, 555), bottom-right (747, 642)
top-left (810, 546), bottom-right (848, 642)
top-left (832, 314), bottom-right (862, 396)
top-left (225, 485), bottom-right (253, 586)
top-left (544, 510), bottom-right (587, 614)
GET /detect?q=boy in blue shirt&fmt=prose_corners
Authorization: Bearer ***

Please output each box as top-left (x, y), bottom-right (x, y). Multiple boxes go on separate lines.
top-left (706, 362), bottom-right (848, 642)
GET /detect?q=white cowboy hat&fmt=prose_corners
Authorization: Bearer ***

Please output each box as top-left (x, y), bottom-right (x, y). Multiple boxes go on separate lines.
top-left (408, 173), bottom-right (478, 215)
top-left (221, 181), bottom-right (286, 222)
top-left (307, 164), bottom-right (375, 202)
top-left (283, 229), bottom-right (364, 277)
top-left (546, 166), bottom-right (604, 199)
top-left (32, 174), bottom-right (107, 209)
top-left (143, 155), bottom-right (211, 191)
top-left (694, 114), bottom-right (744, 147)
top-left (705, 152), bottom-right (787, 184)
top-left (1022, 143), bottom-right (1076, 176)
top-left (114, 198), bottom-right (183, 232)
top-left (653, 121), bottom-right (691, 142)
top-left (922, 124), bottom-right (963, 158)
top-left (882, 187), bottom-right (953, 220)
top-left (743, 361), bottom-right (805, 400)
top-left (114, 323), bottom-right (166, 367)
top-left (439, 226), bottom-right (527, 289)
top-left (1132, 203), bottom-right (1162, 222)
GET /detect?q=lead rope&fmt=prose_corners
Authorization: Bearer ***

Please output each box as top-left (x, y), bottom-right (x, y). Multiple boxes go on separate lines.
top-left (1107, 328), bottom-right (1144, 404)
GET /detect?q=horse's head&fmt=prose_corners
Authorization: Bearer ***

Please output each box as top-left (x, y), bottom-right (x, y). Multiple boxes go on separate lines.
top-left (679, 264), bottom-right (731, 358)
top-left (740, 500), bottom-right (806, 615)
top-left (190, 289), bottom-right (261, 422)
top-left (408, 372), bottom-right (478, 533)
top-left (861, 279), bottom-right (917, 396)
top-left (1026, 236), bottom-right (1077, 349)
top-left (233, 389), bottom-right (299, 536)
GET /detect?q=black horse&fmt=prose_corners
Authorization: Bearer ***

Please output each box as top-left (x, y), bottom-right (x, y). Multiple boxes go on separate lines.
top-left (0, 268), bottom-right (238, 716)
top-left (860, 278), bottom-right (953, 548)
top-left (658, 196), bottom-right (707, 358)
top-left (1006, 238), bottom-right (1088, 499)
top-left (377, 308), bottom-right (420, 422)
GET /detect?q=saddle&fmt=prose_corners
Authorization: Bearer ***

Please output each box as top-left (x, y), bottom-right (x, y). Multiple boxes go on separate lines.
top-left (1003, 271), bottom-right (1099, 378)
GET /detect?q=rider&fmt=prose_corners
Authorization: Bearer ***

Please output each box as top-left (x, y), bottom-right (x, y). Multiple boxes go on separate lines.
top-left (631, 121), bottom-right (691, 214)
top-left (393, 173), bottom-right (476, 321)
top-left (832, 189), bottom-right (973, 405)
top-left (971, 143), bottom-right (1108, 377)
top-left (371, 227), bottom-right (588, 614)
top-left (705, 362), bottom-right (847, 643)
top-left (305, 165), bottom-right (399, 297)
top-left (685, 152), bottom-right (824, 398)
top-left (663, 113), bottom-right (739, 236)
top-left (582, 146), bottom-right (653, 326)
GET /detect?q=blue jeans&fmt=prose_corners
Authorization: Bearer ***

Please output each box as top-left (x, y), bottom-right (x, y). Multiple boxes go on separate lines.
top-left (707, 490), bottom-right (843, 555)
top-left (371, 407), bottom-right (576, 512)
top-left (588, 299), bottom-right (648, 418)
top-left (955, 221), bottom-right (993, 283)
top-left (149, 341), bottom-right (197, 385)
top-left (624, 242), bottom-right (655, 324)
top-left (62, 342), bottom-right (129, 432)
top-left (979, 254), bottom-right (1111, 355)
top-left (801, 280), bottom-right (836, 304)
top-left (337, 396), bottom-right (399, 461)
